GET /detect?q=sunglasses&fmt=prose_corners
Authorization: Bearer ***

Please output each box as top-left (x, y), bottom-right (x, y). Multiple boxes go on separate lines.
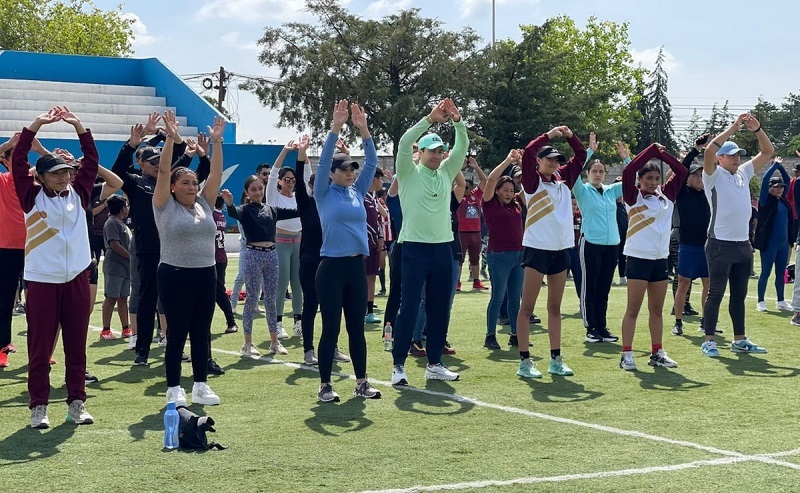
top-left (282, 177), bottom-right (296, 183)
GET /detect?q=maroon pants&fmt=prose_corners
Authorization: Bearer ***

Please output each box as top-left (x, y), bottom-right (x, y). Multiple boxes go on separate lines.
top-left (27, 271), bottom-right (90, 408)
top-left (459, 231), bottom-right (482, 266)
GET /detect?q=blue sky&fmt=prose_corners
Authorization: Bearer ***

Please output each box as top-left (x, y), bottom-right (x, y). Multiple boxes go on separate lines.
top-left (95, 0), bottom-right (800, 147)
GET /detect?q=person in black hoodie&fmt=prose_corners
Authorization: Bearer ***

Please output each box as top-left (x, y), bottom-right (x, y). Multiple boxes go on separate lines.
top-left (672, 135), bottom-right (714, 336)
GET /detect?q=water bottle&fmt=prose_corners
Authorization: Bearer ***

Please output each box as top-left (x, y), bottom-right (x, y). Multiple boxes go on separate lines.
top-left (383, 323), bottom-right (393, 352)
top-left (164, 401), bottom-right (180, 449)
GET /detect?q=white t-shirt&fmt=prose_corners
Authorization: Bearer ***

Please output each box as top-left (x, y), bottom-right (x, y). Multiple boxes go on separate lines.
top-left (703, 160), bottom-right (754, 242)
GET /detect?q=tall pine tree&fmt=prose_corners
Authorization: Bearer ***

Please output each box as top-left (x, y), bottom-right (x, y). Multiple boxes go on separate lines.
top-left (635, 47), bottom-right (678, 153)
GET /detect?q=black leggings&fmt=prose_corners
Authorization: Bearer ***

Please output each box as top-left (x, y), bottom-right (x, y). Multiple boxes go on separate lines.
top-left (135, 252), bottom-right (160, 358)
top-left (158, 264), bottom-right (216, 387)
top-left (0, 249), bottom-right (24, 348)
top-left (316, 256), bottom-right (367, 383)
top-left (215, 262), bottom-right (236, 328)
top-left (299, 255), bottom-right (321, 352)
top-left (383, 242), bottom-right (403, 327)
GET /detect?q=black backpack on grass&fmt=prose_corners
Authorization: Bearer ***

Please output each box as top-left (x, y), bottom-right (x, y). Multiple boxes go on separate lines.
top-left (176, 406), bottom-right (226, 451)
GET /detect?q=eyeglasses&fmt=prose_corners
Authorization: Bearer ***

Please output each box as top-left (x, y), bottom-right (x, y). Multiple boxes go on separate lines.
top-left (282, 177), bottom-right (296, 183)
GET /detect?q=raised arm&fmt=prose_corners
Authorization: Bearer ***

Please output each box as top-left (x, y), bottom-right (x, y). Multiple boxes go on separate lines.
top-left (316, 99), bottom-right (351, 199)
top-left (453, 170), bottom-right (467, 203)
top-left (705, 114), bottom-right (747, 173)
top-left (153, 110), bottom-right (178, 210)
top-left (297, 134), bottom-right (312, 192)
top-left (388, 175), bottom-right (398, 197)
top-left (266, 142), bottom-right (293, 206)
top-left (57, 107), bottom-right (97, 208)
top-left (621, 143), bottom-right (662, 206)
top-left (658, 148), bottom-right (690, 202)
top-left (743, 115), bottom-right (775, 173)
top-left (521, 127), bottom-right (563, 193)
top-left (556, 126), bottom-right (587, 189)
top-left (351, 103), bottom-right (377, 198)
top-left (97, 166), bottom-right (123, 200)
top-left (397, 99), bottom-right (450, 179)
top-left (484, 149), bottom-right (521, 202)
top-left (776, 158), bottom-right (790, 198)
top-left (202, 117), bottom-right (226, 205)
top-left (294, 157), bottom-right (310, 211)
top-left (466, 157), bottom-right (488, 190)
top-left (12, 110), bottom-right (62, 212)
top-left (221, 189), bottom-right (240, 220)
top-left (194, 133), bottom-right (211, 183)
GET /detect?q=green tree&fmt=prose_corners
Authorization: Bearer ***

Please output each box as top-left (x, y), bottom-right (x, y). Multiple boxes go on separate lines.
top-left (245, 0), bottom-right (484, 157)
top-left (0, 0), bottom-right (132, 57)
top-left (475, 16), bottom-right (643, 165)
top-left (635, 47), bottom-right (677, 153)
top-left (678, 108), bottom-right (703, 151)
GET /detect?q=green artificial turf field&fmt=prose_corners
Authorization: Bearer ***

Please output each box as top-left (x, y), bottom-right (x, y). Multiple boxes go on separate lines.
top-left (1, 258), bottom-right (799, 492)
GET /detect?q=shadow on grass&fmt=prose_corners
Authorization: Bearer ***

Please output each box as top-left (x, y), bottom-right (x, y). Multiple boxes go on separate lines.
top-left (305, 398), bottom-right (371, 436)
top-left (631, 366), bottom-right (709, 391)
top-left (0, 423), bottom-right (76, 466)
top-left (393, 383), bottom-right (475, 416)
top-left (128, 409), bottom-right (163, 442)
top-left (0, 364), bottom-right (29, 387)
top-left (485, 347), bottom-right (526, 364)
top-left (524, 373), bottom-right (604, 403)
top-left (582, 342), bottom-right (621, 359)
top-left (714, 353), bottom-right (800, 378)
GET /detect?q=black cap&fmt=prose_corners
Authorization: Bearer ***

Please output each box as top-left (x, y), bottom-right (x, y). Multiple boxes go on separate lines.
top-left (536, 146), bottom-right (566, 163)
top-left (769, 176), bottom-right (786, 188)
top-left (689, 163), bottom-right (703, 174)
top-left (511, 165), bottom-right (522, 177)
top-left (140, 146), bottom-right (161, 163)
top-left (794, 163), bottom-right (800, 172)
top-left (331, 152), bottom-right (360, 172)
top-left (35, 155), bottom-right (75, 174)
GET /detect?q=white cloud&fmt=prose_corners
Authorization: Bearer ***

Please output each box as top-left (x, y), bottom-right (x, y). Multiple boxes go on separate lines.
top-left (195, 0), bottom-right (306, 23)
top-left (630, 47), bottom-right (682, 74)
top-left (221, 31), bottom-right (260, 54)
top-left (364, 0), bottom-right (412, 18)
top-left (122, 13), bottom-right (158, 49)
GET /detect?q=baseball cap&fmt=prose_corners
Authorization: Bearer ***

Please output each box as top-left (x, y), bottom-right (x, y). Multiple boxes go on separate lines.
top-left (35, 155), bottom-right (75, 174)
top-left (769, 176), bottom-right (786, 188)
top-left (689, 163), bottom-right (703, 174)
top-left (417, 133), bottom-right (449, 151)
top-left (510, 165), bottom-right (522, 178)
top-left (716, 141), bottom-right (747, 157)
top-left (793, 163), bottom-right (800, 172)
top-left (140, 146), bottom-right (161, 163)
top-left (331, 152), bottom-right (360, 172)
top-left (536, 146), bottom-right (566, 163)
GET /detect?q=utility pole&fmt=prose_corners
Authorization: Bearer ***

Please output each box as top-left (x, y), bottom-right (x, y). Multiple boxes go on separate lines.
top-left (217, 66), bottom-right (227, 113)
top-left (492, 0), bottom-right (496, 50)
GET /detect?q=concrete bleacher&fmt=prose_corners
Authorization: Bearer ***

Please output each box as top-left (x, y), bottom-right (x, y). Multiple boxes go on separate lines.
top-left (0, 79), bottom-right (197, 140)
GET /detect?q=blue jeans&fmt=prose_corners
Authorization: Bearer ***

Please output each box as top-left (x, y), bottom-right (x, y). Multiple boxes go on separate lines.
top-left (486, 250), bottom-right (523, 336)
top-left (413, 258), bottom-right (459, 341)
top-left (392, 242), bottom-right (454, 365)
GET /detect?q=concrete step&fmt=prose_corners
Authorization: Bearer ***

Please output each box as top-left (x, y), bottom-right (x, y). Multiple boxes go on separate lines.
top-left (0, 98), bottom-right (175, 117)
top-left (0, 79), bottom-right (156, 97)
top-left (0, 88), bottom-right (165, 107)
top-left (0, 109), bottom-right (188, 127)
top-left (0, 119), bottom-right (198, 138)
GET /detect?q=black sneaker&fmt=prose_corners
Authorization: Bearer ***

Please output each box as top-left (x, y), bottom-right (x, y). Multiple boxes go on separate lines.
top-left (497, 316), bottom-right (510, 325)
top-left (484, 334), bottom-right (501, 350)
top-left (207, 359), bottom-right (225, 376)
top-left (133, 353), bottom-right (148, 366)
top-left (84, 371), bottom-right (99, 384)
top-left (224, 324), bottom-right (239, 334)
top-left (597, 328), bottom-right (619, 343)
top-left (585, 329), bottom-right (601, 343)
top-left (530, 313), bottom-right (541, 324)
top-left (508, 335), bottom-right (532, 347)
top-left (683, 305), bottom-right (699, 316)
top-left (409, 341), bottom-right (427, 357)
top-left (672, 322), bottom-right (683, 336)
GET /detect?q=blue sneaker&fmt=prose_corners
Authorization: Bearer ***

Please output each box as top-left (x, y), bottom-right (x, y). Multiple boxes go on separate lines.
top-left (730, 338), bottom-right (767, 354)
top-left (517, 358), bottom-right (542, 378)
top-left (548, 355), bottom-right (574, 376)
top-left (364, 313), bottom-right (381, 324)
top-left (701, 340), bottom-right (720, 357)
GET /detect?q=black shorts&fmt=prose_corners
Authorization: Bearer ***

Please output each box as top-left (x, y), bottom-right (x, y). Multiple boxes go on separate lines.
top-left (626, 256), bottom-right (669, 282)
top-left (521, 247), bottom-right (570, 275)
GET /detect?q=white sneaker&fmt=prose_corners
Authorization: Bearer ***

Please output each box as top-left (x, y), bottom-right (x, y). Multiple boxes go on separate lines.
top-left (231, 304), bottom-right (238, 316)
top-left (391, 364), bottom-right (408, 386)
top-left (240, 342), bottom-right (260, 357)
top-left (425, 363), bottom-right (459, 381)
top-left (304, 349), bottom-right (318, 365)
top-left (166, 386), bottom-right (188, 407)
top-left (66, 400), bottom-right (94, 425)
top-left (619, 351), bottom-right (637, 371)
top-left (648, 348), bottom-right (678, 368)
top-left (191, 382), bottom-right (220, 405)
top-left (128, 334), bottom-right (138, 350)
top-left (292, 319), bottom-right (303, 337)
top-left (258, 304), bottom-right (266, 314)
top-left (276, 322), bottom-right (289, 340)
top-left (31, 404), bottom-right (50, 429)
top-left (756, 301), bottom-right (767, 312)
top-left (776, 300), bottom-right (793, 311)
top-left (333, 348), bottom-right (351, 363)
top-left (270, 340), bottom-right (288, 355)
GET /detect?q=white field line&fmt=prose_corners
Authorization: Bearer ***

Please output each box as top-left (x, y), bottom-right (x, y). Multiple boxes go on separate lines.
top-left (355, 456), bottom-right (750, 493)
top-left (87, 325), bottom-right (800, 472)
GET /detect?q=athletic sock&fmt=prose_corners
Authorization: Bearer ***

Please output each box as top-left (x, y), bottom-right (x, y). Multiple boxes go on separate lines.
top-left (277, 316), bottom-right (283, 323)
top-left (378, 269), bottom-right (386, 290)
top-left (367, 301), bottom-right (374, 314)
top-left (122, 324), bottom-right (130, 330)
top-left (675, 318), bottom-right (682, 326)
top-left (550, 348), bottom-right (561, 359)
top-left (293, 314), bottom-right (301, 323)
top-left (623, 345), bottom-right (632, 352)
top-left (652, 343), bottom-right (663, 354)
top-left (520, 351), bottom-right (530, 360)
top-left (102, 326), bottom-right (110, 331)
